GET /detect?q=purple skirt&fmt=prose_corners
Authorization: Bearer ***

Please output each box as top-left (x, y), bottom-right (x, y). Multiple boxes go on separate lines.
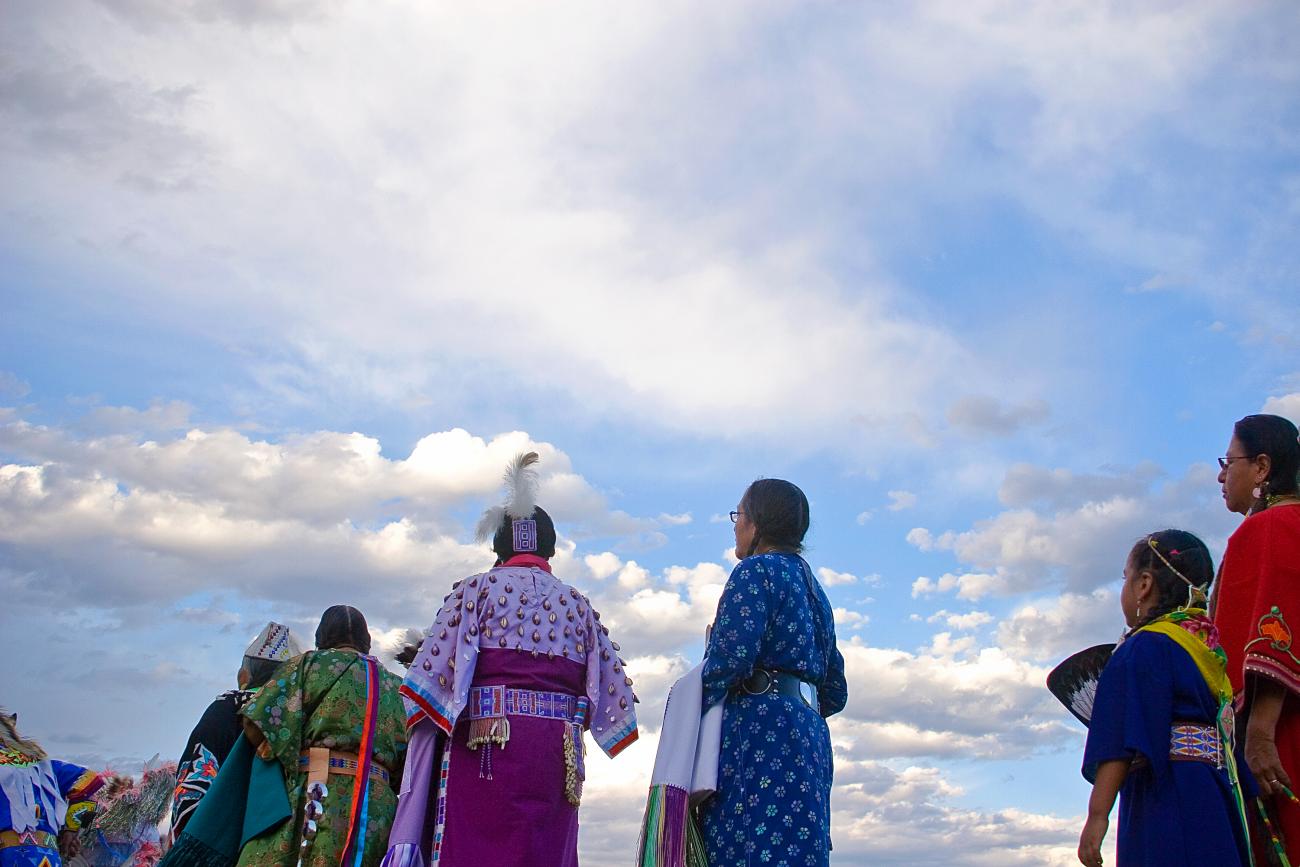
top-left (436, 649), bottom-right (586, 867)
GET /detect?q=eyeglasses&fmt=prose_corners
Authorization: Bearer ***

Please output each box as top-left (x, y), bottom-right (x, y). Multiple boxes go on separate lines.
top-left (1218, 455), bottom-right (1255, 470)
top-left (729, 511), bottom-right (745, 523)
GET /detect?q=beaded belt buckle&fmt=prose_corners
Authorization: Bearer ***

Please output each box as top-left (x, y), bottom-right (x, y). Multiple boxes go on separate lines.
top-left (1169, 722), bottom-right (1223, 766)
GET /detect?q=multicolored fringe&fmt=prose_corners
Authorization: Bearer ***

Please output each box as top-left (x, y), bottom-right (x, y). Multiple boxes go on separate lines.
top-left (635, 784), bottom-right (708, 867)
top-left (339, 656), bottom-right (380, 867)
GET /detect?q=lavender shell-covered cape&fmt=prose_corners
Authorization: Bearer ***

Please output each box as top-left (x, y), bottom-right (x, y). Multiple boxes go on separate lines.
top-left (400, 563), bottom-right (638, 753)
top-left (385, 562), bottom-right (638, 867)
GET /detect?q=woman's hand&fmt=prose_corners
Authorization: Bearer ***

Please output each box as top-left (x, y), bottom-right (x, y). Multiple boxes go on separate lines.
top-left (1247, 729), bottom-right (1293, 799)
top-left (1246, 676), bottom-right (1293, 799)
top-left (1077, 815), bottom-right (1108, 867)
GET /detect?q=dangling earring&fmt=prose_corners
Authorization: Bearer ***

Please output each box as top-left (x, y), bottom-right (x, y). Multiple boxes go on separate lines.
top-left (1135, 604), bottom-right (1142, 620)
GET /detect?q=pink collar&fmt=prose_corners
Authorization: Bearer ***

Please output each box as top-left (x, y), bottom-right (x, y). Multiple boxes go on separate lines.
top-left (501, 554), bottom-right (552, 573)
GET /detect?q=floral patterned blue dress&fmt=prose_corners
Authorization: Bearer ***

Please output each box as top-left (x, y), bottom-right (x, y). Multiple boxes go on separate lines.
top-left (699, 551), bottom-right (848, 867)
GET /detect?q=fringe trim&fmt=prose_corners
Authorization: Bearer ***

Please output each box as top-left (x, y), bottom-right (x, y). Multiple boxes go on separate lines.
top-left (465, 717), bottom-right (510, 750)
top-left (635, 784), bottom-right (708, 867)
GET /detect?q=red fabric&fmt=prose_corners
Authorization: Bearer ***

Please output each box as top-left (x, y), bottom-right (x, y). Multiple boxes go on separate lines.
top-left (502, 553), bottom-right (552, 572)
top-left (1214, 504), bottom-right (1300, 858)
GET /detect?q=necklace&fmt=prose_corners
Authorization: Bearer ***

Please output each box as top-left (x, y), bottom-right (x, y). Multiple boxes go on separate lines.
top-left (1266, 493), bottom-right (1300, 508)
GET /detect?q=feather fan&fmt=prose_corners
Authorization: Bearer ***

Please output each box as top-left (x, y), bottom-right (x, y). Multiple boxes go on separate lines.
top-left (1046, 643), bottom-right (1115, 727)
top-left (474, 451), bottom-right (541, 541)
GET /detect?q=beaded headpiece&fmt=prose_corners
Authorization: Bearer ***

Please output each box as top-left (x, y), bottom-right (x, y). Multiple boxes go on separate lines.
top-left (244, 621), bottom-right (303, 662)
top-left (1145, 535), bottom-right (1207, 609)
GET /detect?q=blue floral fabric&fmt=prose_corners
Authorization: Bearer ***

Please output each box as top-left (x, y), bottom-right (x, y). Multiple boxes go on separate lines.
top-left (699, 552), bottom-right (848, 867)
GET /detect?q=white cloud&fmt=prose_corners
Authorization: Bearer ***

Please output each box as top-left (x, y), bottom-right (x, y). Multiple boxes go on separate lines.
top-left (927, 610), bottom-right (995, 631)
top-left (817, 566), bottom-right (859, 587)
top-left (584, 551), bottom-right (622, 580)
top-left (911, 572), bottom-right (1008, 601)
top-left (1263, 392), bottom-right (1300, 424)
top-left (909, 462), bottom-right (1237, 596)
top-left (834, 607), bottom-right (869, 629)
top-left (995, 590), bottom-right (1120, 664)
top-left (856, 510), bottom-right (874, 524)
top-left (906, 527), bottom-right (936, 551)
top-left (887, 489), bottom-right (918, 511)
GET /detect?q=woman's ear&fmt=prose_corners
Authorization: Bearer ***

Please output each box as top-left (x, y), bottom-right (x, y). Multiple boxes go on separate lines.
top-left (1135, 570), bottom-right (1157, 606)
top-left (1255, 453), bottom-right (1273, 485)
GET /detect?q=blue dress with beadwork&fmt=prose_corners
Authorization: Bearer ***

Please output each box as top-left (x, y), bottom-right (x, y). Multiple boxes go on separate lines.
top-left (699, 552), bottom-right (848, 867)
top-left (1082, 631), bottom-right (1251, 867)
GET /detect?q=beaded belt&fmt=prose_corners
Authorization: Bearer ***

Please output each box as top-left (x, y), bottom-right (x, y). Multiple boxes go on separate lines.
top-left (1169, 722), bottom-right (1223, 766)
top-left (464, 686), bottom-right (588, 803)
top-left (298, 749), bottom-right (391, 784)
top-left (467, 685), bottom-right (581, 722)
top-left (0, 830), bottom-right (58, 850)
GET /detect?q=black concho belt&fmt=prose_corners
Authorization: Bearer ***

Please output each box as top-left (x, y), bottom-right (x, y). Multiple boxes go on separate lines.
top-left (739, 669), bottom-right (820, 714)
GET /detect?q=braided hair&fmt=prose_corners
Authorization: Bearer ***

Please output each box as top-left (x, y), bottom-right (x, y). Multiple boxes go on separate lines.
top-left (1128, 529), bottom-right (1215, 629)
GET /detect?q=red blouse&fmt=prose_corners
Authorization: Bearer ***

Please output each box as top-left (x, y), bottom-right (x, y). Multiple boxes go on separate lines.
top-left (1214, 504), bottom-right (1300, 699)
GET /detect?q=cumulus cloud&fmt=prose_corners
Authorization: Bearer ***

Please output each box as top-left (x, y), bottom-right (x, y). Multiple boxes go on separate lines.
top-left (817, 566), bottom-right (860, 587)
top-left (911, 572), bottom-right (1008, 601)
top-left (0, 411), bottom-right (698, 619)
top-left (833, 639), bottom-right (1069, 760)
top-left (927, 610), bottom-right (995, 631)
top-left (887, 489), bottom-right (918, 511)
top-left (1263, 392), bottom-right (1300, 423)
top-left (907, 461), bottom-right (1237, 595)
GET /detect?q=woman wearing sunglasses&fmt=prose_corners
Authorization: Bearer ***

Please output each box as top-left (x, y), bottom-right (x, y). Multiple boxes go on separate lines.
top-left (1213, 413), bottom-right (1300, 862)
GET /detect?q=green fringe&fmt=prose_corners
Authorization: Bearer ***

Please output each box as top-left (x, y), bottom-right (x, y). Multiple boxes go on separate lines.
top-left (684, 808), bottom-right (708, 867)
top-left (635, 785), bottom-right (709, 867)
top-left (636, 785), bottom-right (663, 866)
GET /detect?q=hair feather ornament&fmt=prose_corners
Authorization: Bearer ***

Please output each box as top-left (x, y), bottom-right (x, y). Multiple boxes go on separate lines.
top-left (475, 451), bottom-right (541, 542)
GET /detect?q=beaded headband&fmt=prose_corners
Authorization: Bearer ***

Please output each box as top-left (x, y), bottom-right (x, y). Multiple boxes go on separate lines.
top-left (1145, 536), bottom-right (1207, 607)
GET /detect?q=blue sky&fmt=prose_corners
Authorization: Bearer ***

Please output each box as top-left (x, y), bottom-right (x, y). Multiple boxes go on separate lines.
top-left (2, 1), bottom-right (1299, 864)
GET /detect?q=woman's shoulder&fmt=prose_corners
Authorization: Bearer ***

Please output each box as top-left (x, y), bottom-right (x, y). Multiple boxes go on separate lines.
top-left (1110, 630), bottom-right (1174, 666)
top-left (1237, 503), bottom-right (1300, 535)
top-left (737, 551), bottom-right (804, 573)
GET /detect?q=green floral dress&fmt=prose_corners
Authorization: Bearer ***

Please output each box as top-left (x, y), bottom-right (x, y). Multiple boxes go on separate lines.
top-left (237, 650), bottom-right (407, 867)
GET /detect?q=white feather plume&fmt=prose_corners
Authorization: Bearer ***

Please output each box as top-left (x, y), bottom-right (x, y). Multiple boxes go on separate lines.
top-left (504, 451), bottom-right (541, 519)
top-left (475, 505), bottom-right (507, 543)
top-left (473, 451), bottom-right (541, 542)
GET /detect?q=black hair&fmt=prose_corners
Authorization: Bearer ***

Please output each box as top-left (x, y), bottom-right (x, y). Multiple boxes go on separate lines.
top-left (1234, 414), bottom-right (1300, 506)
top-left (241, 655), bottom-right (283, 689)
top-left (1128, 529), bottom-right (1215, 628)
top-left (491, 506), bottom-right (557, 561)
top-left (740, 479), bottom-right (811, 557)
top-left (315, 604), bottom-right (372, 653)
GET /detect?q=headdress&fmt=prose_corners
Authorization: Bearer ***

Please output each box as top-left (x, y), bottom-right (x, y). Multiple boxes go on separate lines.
top-left (475, 451), bottom-right (542, 553)
top-left (243, 621), bottom-right (302, 662)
